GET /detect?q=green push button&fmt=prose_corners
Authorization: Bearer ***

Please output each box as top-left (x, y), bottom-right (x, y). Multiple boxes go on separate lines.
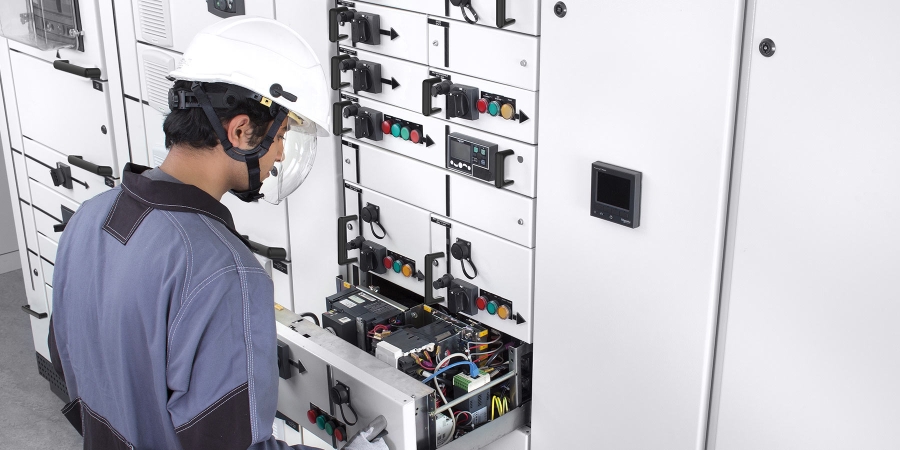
top-left (391, 123), bottom-right (401, 137)
top-left (316, 415), bottom-right (326, 430)
top-left (488, 101), bottom-right (500, 116)
top-left (393, 260), bottom-right (402, 273)
top-left (486, 301), bottom-right (498, 315)
top-left (325, 421), bottom-right (335, 436)
top-left (400, 127), bottom-right (411, 140)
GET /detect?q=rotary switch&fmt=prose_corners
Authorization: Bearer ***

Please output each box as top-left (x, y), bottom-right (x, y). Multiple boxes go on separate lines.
top-left (343, 104), bottom-right (384, 141)
top-left (432, 274), bottom-right (479, 315)
top-left (339, 58), bottom-right (383, 94)
top-left (431, 79), bottom-right (480, 121)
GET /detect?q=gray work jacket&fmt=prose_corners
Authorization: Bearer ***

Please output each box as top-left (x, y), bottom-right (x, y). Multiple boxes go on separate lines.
top-left (50, 164), bottom-right (316, 450)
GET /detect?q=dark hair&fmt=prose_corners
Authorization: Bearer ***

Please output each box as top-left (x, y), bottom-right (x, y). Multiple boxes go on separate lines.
top-left (163, 81), bottom-right (272, 150)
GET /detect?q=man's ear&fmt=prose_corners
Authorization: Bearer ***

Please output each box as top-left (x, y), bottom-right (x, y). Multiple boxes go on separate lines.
top-left (225, 114), bottom-right (252, 148)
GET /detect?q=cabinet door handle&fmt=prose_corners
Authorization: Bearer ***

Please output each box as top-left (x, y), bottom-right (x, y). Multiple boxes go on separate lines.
top-left (331, 54), bottom-right (353, 90)
top-left (21, 305), bottom-right (48, 319)
top-left (329, 7), bottom-right (351, 43)
top-left (424, 252), bottom-right (446, 305)
top-left (496, 0), bottom-right (516, 28)
top-left (246, 239), bottom-right (288, 262)
top-left (67, 155), bottom-right (113, 177)
top-left (53, 60), bottom-right (101, 79)
top-left (494, 150), bottom-right (515, 188)
top-left (338, 215), bottom-right (359, 265)
top-left (422, 78), bottom-right (444, 117)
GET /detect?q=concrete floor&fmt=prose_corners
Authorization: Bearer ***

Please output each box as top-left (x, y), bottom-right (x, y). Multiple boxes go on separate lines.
top-left (0, 269), bottom-right (81, 449)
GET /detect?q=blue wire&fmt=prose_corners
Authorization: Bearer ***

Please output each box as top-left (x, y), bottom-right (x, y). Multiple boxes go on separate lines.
top-left (421, 361), bottom-right (480, 384)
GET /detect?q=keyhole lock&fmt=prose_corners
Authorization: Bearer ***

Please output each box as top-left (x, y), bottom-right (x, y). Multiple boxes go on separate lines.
top-left (554, 2), bottom-right (567, 18)
top-left (759, 38), bottom-right (776, 57)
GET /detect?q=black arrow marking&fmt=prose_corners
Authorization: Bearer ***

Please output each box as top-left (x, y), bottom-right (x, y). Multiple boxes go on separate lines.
top-left (518, 110), bottom-right (529, 124)
top-left (515, 314), bottom-right (527, 325)
top-left (380, 77), bottom-right (400, 89)
top-left (414, 270), bottom-right (425, 281)
top-left (425, 135), bottom-right (435, 147)
top-left (379, 28), bottom-right (399, 40)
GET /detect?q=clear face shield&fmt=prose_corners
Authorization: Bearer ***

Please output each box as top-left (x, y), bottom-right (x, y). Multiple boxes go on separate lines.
top-left (259, 112), bottom-right (318, 205)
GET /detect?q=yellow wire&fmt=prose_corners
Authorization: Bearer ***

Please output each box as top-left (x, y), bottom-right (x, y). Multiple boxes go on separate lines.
top-left (503, 397), bottom-right (509, 415)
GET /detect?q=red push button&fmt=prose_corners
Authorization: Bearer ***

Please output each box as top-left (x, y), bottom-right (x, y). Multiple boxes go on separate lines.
top-left (381, 120), bottom-right (393, 134)
top-left (476, 98), bottom-right (488, 114)
top-left (383, 256), bottom-right (394, 270)
top-left (410, 129), bottom-right (421, 144)
top-left (334, 427), bottom-right (346, 442)
top-left (476, 296), bottom-right (487, 311)
top-left (307, 409), bottom-right (318, 424)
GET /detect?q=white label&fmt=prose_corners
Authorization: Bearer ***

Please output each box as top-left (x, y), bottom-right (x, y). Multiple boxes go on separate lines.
top-left (349, 295), bottom-right (366, 304)
top-left (339, 299), bottom-right (357, 308)
top-left (339, 317), bottom-right (352, 324)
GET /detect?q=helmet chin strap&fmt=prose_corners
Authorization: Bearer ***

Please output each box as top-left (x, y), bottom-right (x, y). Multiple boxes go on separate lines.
top-left (190, 82), bottom-right (288, 203)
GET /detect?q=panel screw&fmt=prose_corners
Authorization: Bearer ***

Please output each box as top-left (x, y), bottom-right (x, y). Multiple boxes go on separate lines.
top-left (347, 223), bottom-right (353, 230)
top-left (432, 40), bottom-right (439, 47)
top-left (33, 269), bottom-right (38, 276)
top-left (433, 260), bottom-right (439, 267)
top-left (520, 60), bottom-right (527, 67)
top-left (101, 125), bottom-right (107, 134)
top-left (345, 158), bottom-right (351, 164)
top-left (554, 2), bottom-right (568, 18)
top-left (518, 219), bottom-right (524, 225)
top-left (759, 38), bottom-right (776, 57)
top-left (517, 156), bottom-right (524, 163)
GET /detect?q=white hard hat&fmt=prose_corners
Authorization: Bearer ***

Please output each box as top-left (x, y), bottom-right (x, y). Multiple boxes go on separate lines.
top-left (168, 16), bottom-right (331, 138)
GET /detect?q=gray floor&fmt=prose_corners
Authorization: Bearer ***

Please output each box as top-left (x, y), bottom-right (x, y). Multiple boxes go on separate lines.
top-left (0, 269), bottom-right (82, 449)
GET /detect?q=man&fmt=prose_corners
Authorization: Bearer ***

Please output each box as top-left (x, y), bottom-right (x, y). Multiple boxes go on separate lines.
top-left (49, 17), bottom-right (387, 450)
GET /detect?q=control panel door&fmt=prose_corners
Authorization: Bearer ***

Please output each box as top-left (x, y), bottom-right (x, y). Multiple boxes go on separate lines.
top-left (28, 180), bottom-right (80, 246)
top-left (444, 0), bottom-right (541, 36)
top-left (428, 19), bottom-right (539, 91)
top-left (335, 47), bottom-right (430, 113)
top-left (443, 124), bottom-right (537, 198)
top-left (23, 138), bottom-right (113, 204)
top-left (352, 141), bottom-right (447, 215)
top-left (11, 51), bottom-right (118, 173)
top-left (332, 1), bottom-right (430, 64)
top-left (448, 173), bottom-right (536, 248)
top-left (25, 249), bottom-right (51, 360)
top-left (430, 216), bottom-right (534, 343)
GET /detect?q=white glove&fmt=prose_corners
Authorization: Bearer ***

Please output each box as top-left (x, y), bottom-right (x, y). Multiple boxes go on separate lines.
top-left (343, 416), bottom-right (389, 450)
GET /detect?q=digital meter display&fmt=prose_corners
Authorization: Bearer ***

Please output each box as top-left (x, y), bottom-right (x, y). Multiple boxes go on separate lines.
top-left (449, 140), bottom-right (472, 162)
top-left (595, 172), bottom-right (631, 210)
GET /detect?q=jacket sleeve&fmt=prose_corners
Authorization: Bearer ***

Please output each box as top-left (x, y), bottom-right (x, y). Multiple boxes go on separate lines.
top-left (165, 267), bottom-right (320, 450)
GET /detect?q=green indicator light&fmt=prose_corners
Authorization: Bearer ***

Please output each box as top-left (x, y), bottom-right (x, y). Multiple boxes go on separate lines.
top-left (486, 301), bottom-right (498, 315)
top-left (393, 260), bottom-right (402, 273)
top-left (488, 102), bottom-right (500, 116)
top-left (401, 127), bottom-right (411, 140)
top-left (391, 123), bottom-right (401, 137)
top-left (316, 416), bottom-right (326, 430)
top-left (325, 422), bottom-right (335, 436)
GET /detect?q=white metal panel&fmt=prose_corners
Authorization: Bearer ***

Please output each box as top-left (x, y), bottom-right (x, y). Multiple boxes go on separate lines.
top-left (33, 207), bottom-right (60, 245)
top-left (339, 94), bottom-right (446, 168)
top-left (11, 150), bottom-right (29, 202)
top-left (302, 428), bottom-right (334, 450)
top-left (449, 173), bottom-right (534, 248)
top-left (20, 201), bottom-right (38, 257)
top-left (355, 141), bottom-right (446, 214)
top-left (125, 97), bottom-right (150, 167)
top-left (350, 0), bottom-right (444, 16)
top-left (711, 2), bottom-right (900, 449)
top-left (429, 69), bottom-right (538, 145)
top-left (276, 0), bottom-right (344, 317)
top-left (354, 185), bottom-right (433, 295)
top-left (11, 51), bottom-right (118, 172)
top-left (115, 0), bottom-right (143, 99)
top-left (221, 195), bottom-right (291, 255)
top-left (23, 138), bottom-right (111, 204)
top-left (143, 104), bottom-right (168, 166)
top-left (336, 46), bottom-right (429, 114)
top-left (26, 250), bottom-right (49, 316)
top-left (430, 216), bottom-right (534, 343)
top-left (28, 180), bottom-right (80, 231)
top-left (42, 260), bottom-right (54, 289)
top-left (137, 43), bottom-right (180, 112)
top-left (482, 427), bottom-right (530, 450)
top-left (37, 234), bottom-right (58, 264)
top-left (341, 141), bottom-right (359, 183)
top-left (8, 0), bottom-right (108, 72)
top-left (0, 38), bottom-right (24, 151)
top-left (97, 0), bottom-right (134, 182)
top-left (428, 19), bottom-right (539, 92)
top-left (336, 2), bottom-right (429, 64)
top-left (445, 0), bottom-right (540, 36)
top-left (530, 1), bottom-right (745, 449)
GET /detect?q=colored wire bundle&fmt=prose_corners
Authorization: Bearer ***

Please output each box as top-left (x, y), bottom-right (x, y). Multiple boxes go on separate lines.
top-left (491, 396), bottom-right (510, 421)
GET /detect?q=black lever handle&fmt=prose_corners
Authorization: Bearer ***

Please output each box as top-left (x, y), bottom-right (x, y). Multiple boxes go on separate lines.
top-left (21, 305), bottom-right (48, 319)
top-left (331, 54), bottom-right (353, 90)
top-left (338, 215), bottom-right (359, 265)
top-left (495, 0), bottom-right (516, 28)
top-left (424, 252), bottom-right (446, 305)
top-left (68, 155), bottom-right (113, 177)
top-left (494, 150), bottom-right (515, 188)
top-left (422, 78), bottom-right (444, 117)
top-left (53, 60), bottom-right (101, 79)
top-left (333, 101), bottom-right (354, 136)
top-left (246, 239), bottom-right (287, 262)
top-left (329, 7), bottom-right (351, 42)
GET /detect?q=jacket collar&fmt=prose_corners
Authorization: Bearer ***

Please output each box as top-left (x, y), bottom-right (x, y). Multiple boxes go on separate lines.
top-left (120, 163), bottom-right (248, 246)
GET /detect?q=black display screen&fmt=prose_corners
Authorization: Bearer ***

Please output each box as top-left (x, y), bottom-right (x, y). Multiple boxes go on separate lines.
top-left (449, 140), bottom-right (472, 162)
top-left (595, 171), bottom-right (631, 210)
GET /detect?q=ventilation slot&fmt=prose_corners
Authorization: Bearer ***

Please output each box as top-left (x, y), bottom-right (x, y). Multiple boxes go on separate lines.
top-left (142, 51), bottom-right (177, 113)
top-left (138, 0), bottom-right (173, 47)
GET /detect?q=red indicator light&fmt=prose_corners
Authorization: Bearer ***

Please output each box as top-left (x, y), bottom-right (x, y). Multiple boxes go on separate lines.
top-left (381, 120), bottom-right (392, 134)
top-left (476, 296), bottom-right (487, 310)
top-left (383, 256), bottom-right (394, 270)
top-left (307, 409), bottom-right (317, 424)
top-left (410, 129), bottom-right (421, 144)
top-left (476, 98), bottom-right (488, 114)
